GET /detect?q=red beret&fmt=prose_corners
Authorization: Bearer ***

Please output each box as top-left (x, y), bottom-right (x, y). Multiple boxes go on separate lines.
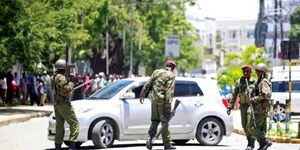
top-left (165, 60), bottom-right (176, 67)
top-left (242, 65), bottom-right (252, 71)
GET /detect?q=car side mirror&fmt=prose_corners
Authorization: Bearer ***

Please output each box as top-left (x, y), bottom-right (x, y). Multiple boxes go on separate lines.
top-left (121, 92), bottom-right (136, 100)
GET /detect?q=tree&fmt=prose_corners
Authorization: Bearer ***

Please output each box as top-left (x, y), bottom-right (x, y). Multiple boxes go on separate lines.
top-left (0, 0), bottom-right (90, 73)
top-left (135, 0), bottom-right (201, 75)
top-left (289, 6), bottom-right (300, 40)
top-left (0, 0), bottom-right (201, 76)
top-left (217, 45), bottom-right (269, 88)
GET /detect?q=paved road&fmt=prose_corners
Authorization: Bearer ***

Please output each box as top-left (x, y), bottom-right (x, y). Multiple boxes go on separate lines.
top-left (0, 117), bottom-right (299, 150)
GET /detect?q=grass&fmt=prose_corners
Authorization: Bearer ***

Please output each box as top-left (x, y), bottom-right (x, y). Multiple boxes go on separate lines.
top-left (267, 125), bottom-right (298, 138)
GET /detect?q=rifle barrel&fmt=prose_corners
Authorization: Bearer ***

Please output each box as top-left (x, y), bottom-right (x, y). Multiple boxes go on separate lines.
top-left (73, 79), bottom-right (95, 91)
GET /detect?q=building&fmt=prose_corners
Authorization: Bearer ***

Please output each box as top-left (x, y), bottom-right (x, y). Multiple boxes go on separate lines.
top-left (216, 20), bottom-right (256, 53)
top-left (186, 11), bottom-right (218, 77)
top-left (186, 5), bottom-right (256, 77)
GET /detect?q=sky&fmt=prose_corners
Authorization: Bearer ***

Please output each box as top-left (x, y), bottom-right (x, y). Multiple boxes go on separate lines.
top-left (187, 0), bottom-right (259, 20)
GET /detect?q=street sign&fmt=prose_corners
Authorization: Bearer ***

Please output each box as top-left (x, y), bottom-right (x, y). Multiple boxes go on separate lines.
top-left (165, 35), bottom-right (180, 57)
top-left (281, 40), bottom-right (300, 60)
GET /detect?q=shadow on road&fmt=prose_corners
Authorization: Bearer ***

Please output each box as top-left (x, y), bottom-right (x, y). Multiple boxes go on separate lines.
top-left (45, 143), bottom-right (229, 150)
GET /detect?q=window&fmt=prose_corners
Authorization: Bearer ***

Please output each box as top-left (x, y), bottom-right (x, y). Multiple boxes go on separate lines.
top-left (247, 30), bottom-right (254, 38)
top-left (128, 82), bottom-right (148, 98)
top-left (174, 81), bottom-right (203, 97)
top-left (88, 80), bottom-right (134, 99)
top-left (230, 30), bottom-right (237, 39)
top-left (272, 81), bottom-right (287, 92)
top-left (174, 84), bottom-right (190, 97)
top-left (272, 81), bottom-right (300, 92)
top-left (292, 81), bottom-right (300, 92)
top-left (191, 83), bottom-right (203, 96)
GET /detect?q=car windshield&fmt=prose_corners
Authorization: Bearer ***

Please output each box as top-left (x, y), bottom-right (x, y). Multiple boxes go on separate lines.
top-left (87, 80), bottom-right (134, 100)
top-left (272, 81), bottom-right (300, 92)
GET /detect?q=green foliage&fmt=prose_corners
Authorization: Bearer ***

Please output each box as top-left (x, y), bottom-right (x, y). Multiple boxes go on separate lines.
top-left (217, 45), bottom-right (269, 87)
top-left (289, 6), bottom-right (300, 40)
top-left (0, 0), bottom-right (201, 75)
top-left (135, 0), bottom-right (201, 74)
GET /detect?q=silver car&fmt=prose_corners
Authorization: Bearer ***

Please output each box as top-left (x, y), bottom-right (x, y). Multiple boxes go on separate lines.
top-left (48, 77), bottom-right (233, 148)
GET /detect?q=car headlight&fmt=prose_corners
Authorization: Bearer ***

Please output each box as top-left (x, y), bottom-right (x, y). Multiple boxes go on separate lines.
top-left (75, 108), bottom-right (93, 113)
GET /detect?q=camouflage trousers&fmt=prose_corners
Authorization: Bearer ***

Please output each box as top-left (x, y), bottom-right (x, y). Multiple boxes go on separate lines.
top-left (246, 105), bottom-right (267, 141)
top-left (240, 104), bottom-right (253, 138)
top-left (54, 101), bottom-right (79, 144)
top-left (148, 102), bottom-right (171, 145)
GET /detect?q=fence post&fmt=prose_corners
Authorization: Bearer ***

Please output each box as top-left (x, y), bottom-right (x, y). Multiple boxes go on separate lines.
top-left (298, 123), bottom-right (300, 138)
top-left (268, 99), bottom-right (274, 135)
top-left (276, 101), bottom-right (281, 133)
top-left (285, 99), bottom-right (291, 136)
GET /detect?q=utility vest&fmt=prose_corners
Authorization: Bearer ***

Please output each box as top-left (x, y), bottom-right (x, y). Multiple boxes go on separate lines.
top-left (51, 73), bottom-right (74, 103)
top-left (237, 77), bottom-right (256, 104)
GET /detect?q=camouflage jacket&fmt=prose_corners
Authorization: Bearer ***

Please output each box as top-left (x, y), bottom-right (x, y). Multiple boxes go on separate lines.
top-left (229, 76), bottom-right (256, 108)
top-left (51, 73), bottom-right (74, 102)
top-left (140, 68), bottom-right (175, 108)
top-left (253, 77), bottom-right (272, 113)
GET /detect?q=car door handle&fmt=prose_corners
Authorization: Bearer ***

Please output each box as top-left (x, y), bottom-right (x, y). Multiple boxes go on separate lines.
top-left (194, 103), bottom-right (203, 107)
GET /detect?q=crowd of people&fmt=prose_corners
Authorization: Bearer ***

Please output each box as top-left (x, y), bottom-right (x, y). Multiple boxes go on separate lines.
top-left (0, 70), bottom-right (123, 106)
top-left (71, 72), bottom-right (123, 100)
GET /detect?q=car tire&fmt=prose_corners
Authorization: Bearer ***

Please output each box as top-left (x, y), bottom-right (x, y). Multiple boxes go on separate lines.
top-left (172, 140), bottom-right (189, 145)
top-left (196, 117), bottom-right (224, 146)
top-left (92, 120), bottom-right (115, 148)
top-left (63, 141), bottom-right (83, 148)
top-left (273, 104), bottom-right (287, 122)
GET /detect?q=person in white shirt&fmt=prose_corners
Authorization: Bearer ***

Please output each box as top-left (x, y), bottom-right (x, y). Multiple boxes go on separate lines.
top-left (0, 73), bottom-right (7, 103)
top-left (90, 74), bottom-right (99, 94)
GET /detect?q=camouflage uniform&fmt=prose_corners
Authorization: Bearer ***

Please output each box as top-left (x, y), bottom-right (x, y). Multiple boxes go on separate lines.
top-left (247, 63), bottom-right (272, 150)
top-left (52, 73), bottom-right (79, 146)
top-left (247, 77), bottom-right (271, 141)
top-left (229, 76), bottom-right (256, 138)
top-left (140, 67), bottom-right (175, 145)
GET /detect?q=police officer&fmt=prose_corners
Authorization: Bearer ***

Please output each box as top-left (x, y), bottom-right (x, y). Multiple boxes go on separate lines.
top-left (140, 60), bottom-right (176, 150)
top-left (248, 63), bottom-right (272, 150)
top-left (51, 59), bottom-right (79, 150)
top-left (227, 65), bottom-right (256, 150)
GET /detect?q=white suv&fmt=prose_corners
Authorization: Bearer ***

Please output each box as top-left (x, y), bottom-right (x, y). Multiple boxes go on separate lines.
top-left (48, 77), bottom-right (233, 148)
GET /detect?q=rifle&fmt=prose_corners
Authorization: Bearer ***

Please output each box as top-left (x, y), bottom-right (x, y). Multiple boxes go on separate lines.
top-left (245, 78), bottom-right (256, 128)
top-left (73, 79), bottom-right (95, 91)
top-left (148, 99), bottom-right (181, 149)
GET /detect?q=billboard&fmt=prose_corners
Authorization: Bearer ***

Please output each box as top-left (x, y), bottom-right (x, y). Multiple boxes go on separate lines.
top-left (165, 35), bottom-right (180, 57)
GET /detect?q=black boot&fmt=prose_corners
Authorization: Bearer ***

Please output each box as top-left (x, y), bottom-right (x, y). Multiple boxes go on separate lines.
top-left (245, 137), bottom-right (255, 150)
top-left (68, 141), bottom-right (76, 150)
top-left (258, 138), bottom-right (272, 150)
top-left (164, 143), bottom-right (176, 150)
top-left (146, 135), bottom-right (154, 150)
top-left (55, 143), bottom-right (61, 150)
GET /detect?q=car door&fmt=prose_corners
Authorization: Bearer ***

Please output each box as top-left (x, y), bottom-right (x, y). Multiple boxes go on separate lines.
top-left (170, 80), bottom-right (205, 134)
top-left (122, 82), bottom-right (151, 135)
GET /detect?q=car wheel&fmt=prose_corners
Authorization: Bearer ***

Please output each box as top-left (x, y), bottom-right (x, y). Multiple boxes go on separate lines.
top-left (63, 141), bottom-right (83, 148)
top-left (273, 104), bottom-right (287, 122)
top-left (196, 117), bottom-right (224, 146)
top-left (172, 140), bottom-right (189, 145)
top-left (92, 120), bottom-right (115, 148)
